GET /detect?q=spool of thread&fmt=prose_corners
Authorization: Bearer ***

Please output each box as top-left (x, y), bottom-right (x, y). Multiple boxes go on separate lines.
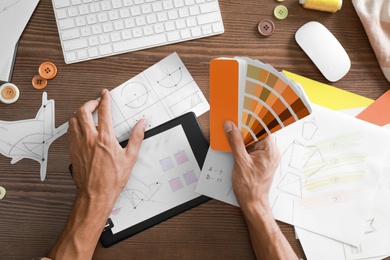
top-left (299, 0), bottom-right (342, 13)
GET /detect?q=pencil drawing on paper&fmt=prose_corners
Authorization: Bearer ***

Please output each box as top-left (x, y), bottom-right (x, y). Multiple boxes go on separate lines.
top-left (100, 53), bottom-right (209, 143)
top-left (156, 66), bottom-right (183, 88)
top-left (0, 92), bottom-right (68, 181)
top-left (271, 115), bottom-right (367, 222)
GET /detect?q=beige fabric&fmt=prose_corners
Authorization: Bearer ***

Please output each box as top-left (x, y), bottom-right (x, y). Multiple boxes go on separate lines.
top-left (352, 0), bottom-right (390, 83)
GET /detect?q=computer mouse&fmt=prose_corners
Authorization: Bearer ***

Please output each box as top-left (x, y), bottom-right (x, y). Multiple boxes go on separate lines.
top-left (295, 21), bottom-right (350, 82)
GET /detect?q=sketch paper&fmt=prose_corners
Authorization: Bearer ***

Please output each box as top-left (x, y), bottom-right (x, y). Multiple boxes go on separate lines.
top-left (297, 166), bottom-right (390, 260)
top-left (0, 0), bottom-right (40, 82)
top-left (110, 125), bottom-right (201, 234)
top-left (0, 92), bottom-right (68, 180)
top-left (196, 105), bottom-right (390, 245)
top-left (93, 52), bottom-right (210, 142)
top-left (195, 147), bottom-right (238, 206)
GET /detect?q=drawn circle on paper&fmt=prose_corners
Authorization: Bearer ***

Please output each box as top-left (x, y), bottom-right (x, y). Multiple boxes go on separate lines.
top-left (121, 82), bottom-right (148, 108)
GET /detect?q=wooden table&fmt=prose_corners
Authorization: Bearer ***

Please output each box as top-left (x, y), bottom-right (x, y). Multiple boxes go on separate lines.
top-left (1, 0), bottom-right (389, 259)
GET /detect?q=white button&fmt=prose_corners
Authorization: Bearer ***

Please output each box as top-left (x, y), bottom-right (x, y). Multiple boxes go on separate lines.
top-left (0, 186), bottom-right (6, 200)
top-left (0, 83), bottom-right (20, 104)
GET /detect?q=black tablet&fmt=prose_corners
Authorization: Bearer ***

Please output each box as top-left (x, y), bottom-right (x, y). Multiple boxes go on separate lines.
top-left (99, 112), bottom-right (210, 247)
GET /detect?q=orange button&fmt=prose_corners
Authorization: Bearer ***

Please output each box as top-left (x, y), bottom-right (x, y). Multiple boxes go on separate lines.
top-left (32, 75), bottom-right (48, 89)
top-left (38, 61), bottom-right (58, 80)
top-left (0, 83), bottom-right (20, 104)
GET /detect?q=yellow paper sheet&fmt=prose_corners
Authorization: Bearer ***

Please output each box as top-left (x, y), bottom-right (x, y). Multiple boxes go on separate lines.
top-left (283, 71), bottom-right (374, 110)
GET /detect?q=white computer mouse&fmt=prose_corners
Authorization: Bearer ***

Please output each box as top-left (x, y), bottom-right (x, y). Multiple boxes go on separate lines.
top-left (295, 21), bottom-right (351, 82)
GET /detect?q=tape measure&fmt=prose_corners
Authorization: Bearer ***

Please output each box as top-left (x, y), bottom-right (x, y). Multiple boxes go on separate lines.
top-left (299, 0), bottom-right (342, 13)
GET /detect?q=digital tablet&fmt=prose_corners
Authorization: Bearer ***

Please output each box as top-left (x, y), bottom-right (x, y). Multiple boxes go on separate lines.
top-left (99, 112), bottom-right (210, 247)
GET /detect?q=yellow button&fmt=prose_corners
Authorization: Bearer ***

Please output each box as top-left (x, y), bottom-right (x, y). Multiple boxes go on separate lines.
top-left (38, 61), bottom-right (58, 80)
top-left (0, 186), bottom-right (6, 200)
top-left (32, 75), bottom-right (48, 90)
top-left (274, 5), bottom-right (288, 20)
top-left (0, 83), bottom-right (20, 104)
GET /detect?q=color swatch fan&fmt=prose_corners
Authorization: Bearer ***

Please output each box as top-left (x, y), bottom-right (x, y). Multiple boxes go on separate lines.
top-left (210, 57), bottom-right (312, 152)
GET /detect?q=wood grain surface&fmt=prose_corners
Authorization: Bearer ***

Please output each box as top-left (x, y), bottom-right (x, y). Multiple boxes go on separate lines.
top-left (1, 0), bottom-right (389, 259)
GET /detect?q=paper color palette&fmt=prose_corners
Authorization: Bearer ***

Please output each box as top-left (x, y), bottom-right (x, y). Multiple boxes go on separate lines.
top-left (210, 57), bottom-right (312, 152)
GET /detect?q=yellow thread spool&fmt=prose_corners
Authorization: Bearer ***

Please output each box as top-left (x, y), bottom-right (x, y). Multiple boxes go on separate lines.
top-left (299, 0), bottom-right (342, 13)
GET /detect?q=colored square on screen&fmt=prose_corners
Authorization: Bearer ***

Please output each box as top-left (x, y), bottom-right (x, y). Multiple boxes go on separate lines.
top-left (174, 150), bottom-right (189, 165)
top-left (169, 177), bottom-right (184, 192)
top-left (160, 157), bottom-right (174, 172)
top-left (183, 170), bottom-right (198, 185)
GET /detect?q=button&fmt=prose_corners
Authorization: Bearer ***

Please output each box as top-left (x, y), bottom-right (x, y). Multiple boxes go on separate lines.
top-left (274, 5), bottom-right (288, 20)
top-left (32, 75), bottom-right (48, 90)
top-left (258, 19), bottom-right (275, 36)
top-left (0, 186), bottom-right (6, 200)
top-left (0, 83), bottom-right (20, 104)
top-left (38, 61), bottom-right (58, 80)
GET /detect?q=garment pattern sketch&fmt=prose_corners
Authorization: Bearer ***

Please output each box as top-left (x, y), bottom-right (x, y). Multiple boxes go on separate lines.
top-left (0, 92), bottom-right (68, 180)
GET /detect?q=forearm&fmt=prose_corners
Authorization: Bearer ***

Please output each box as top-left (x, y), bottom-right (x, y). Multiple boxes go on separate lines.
top-left (241, 200), bottom-right (298, 260)
top-left (48, 194), bottom-right (115, 260)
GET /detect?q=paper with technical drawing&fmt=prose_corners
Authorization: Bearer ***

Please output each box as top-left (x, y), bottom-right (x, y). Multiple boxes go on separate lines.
top-left (0, 92), bottom-right (68, 180)
top-left (93, 52), bottom-right (210, 142)
top-left (196, 104), bottom-right (390, 246)
top-left (110, 125), bottom-right (201, 234)
top-left (297, 166), bottom-right (390, 260)
top-left (0, 0), bottom-right (40, 82)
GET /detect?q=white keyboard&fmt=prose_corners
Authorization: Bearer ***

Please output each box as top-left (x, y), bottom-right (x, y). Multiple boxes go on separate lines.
top-left (52, 0), bottom-right (224, 64)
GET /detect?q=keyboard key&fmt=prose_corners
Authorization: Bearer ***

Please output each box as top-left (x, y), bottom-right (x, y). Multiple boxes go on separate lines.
top-left (56, 9), bottom-right (67, 19)
top-left (75, 17), bottom-right (86, 26)
top-left (154, 24), bottom-right (164, 33)
top-left (200, 2), bottom-right (218, 13)
top-left (65, 52), bottom-right (77, 62)
top-left (88, 47), bottom-right (99, 57)
top-left (61, 28), bottom-right (80, 40)
top-left (132, 28), bottom-right (143, 37)
top-left (111, 32), bottom-right (122, 42)
top-left (103, 22), bottom-right (114, 32)
top-left (99, 34), bottom-right (110, 44)
top-left (121, 30), bottom-right (132, 39)
top-left (113, 34), bottom-right (167, 53)
top-left (101, 1), bottom-right (112, 11)
top-left (167, 31), bottom-right (180, 41)
top-left (77, 49), bottom-right (88, 60)
top-left (88, 37), bottom-right (99, 46)
top-left (59, 19), bottom-right (75, 30)
top-left (54, 0), bottom-right (71, 9)
top-left (99, 44), bottom-right (113, 55)
top-left (180, 29), bottom-right (191, 39)
top-left (63, 38), bottom-right (88, 51)
top-left (197, 12), bottom-right (221, 25)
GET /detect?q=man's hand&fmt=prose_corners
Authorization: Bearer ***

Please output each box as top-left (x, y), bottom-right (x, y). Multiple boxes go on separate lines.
top-left (48, 89), bottom-right (147, 260)
top-left (224, 121), bottom-right (298, 260)
top-left (68, 89), bottom-right (147, 206)
top-left (223, 121), bottom-right (280, 211)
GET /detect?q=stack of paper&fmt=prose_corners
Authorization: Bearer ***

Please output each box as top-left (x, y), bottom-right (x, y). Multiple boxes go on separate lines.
top-left (210, 57), bottom-right (312, 152)
top-left (196, 70), bottom-right (390, 260)
top-left (0, 0), bottom-right (40, 82)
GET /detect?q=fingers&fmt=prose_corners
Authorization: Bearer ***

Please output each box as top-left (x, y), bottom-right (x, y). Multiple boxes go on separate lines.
top-left (76, 99), bottom-right (99, 135)
top-left (125, 118), bottom-right (148, 161)
top-left (224, 121), bottom-right (247, 160)
top-left (68, 116), bottom-right (82, 141)
top-left (97, 89), bottom-right (113, 135)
